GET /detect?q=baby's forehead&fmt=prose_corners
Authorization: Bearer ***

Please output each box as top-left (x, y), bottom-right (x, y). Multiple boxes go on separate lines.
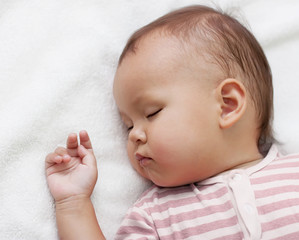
top-left (122, 30), bottom-right (213, 70)
top-left (123, 34), bottom-right (223, 76)
top-left (143, 30), bottom-right (224, 70)
top-left (117, 32), bottom-right (186, 71)
top-left (115, 36), bottom-right (225, 98)
top-left (119, 29), bottom-right (192, 63)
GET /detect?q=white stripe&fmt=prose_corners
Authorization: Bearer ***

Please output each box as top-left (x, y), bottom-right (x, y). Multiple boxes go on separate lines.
top-left (252, 165), bottom-right (299, 178)
top-left (255, 190), bottom-right (299, 205)
top-left (117, 232), bottom-right (156, 239)
top-left (157, 185), bottom-right (225, 203)
top-left (137, 187), bottom-right (195, 208)
top-left (262, 222), bottom-right (299, 239)
top-left (150, 198), bottom-right (232, 222)
top-left (138, 186), bottom-right (160, 200)
top-left (272, 157), bottom-right (299, 164)
top-left (258, 201), bottom-right (299, 221)
top-left (185, 225), bottom-right (241, 240)
top-left (252, 178), bottom-right (299, 191)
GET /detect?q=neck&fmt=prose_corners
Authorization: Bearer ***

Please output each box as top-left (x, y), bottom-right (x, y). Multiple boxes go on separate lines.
top-left (221, 136), bottom-right (263, 172)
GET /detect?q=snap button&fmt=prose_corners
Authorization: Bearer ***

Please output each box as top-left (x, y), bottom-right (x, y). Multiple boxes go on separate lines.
top-left (233, 173), bottom-right (242, 181)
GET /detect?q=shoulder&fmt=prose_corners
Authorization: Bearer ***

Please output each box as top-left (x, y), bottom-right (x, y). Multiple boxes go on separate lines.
top-left (115, 185), bottom-right (195, 240)
top-left (273, 145), bottom-right (299, 166)
top-left (258, 144), bottom-right (299, 170)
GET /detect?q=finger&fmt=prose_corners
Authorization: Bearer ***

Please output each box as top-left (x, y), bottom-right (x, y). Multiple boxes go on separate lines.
top-left (54, 146), bottom-right (69, 156)
top-left (67, 133), bottom-right (78, 149)
top-left (46, 152), bottom-right (71, 166)
top-left (79, 130), bottom-right (93, 150)
top-left (60, 154), bottom-right (71, 163)
top-left (78, 145), bottom-right (97, 168)
top-left (54, 146), bottom-right (77, 160)
top-left (45, 152), bottom-right (62, 169)
top-left (56, 146), bottom-right (78, 158)
top-left (45, 153), bottom-right (72, 177)
top-left (53, 155), bottom-right (71, 164)
top-left (45, 152), bottom-right (56, 166)
top-left (54, 155), bottom-right (63, 164)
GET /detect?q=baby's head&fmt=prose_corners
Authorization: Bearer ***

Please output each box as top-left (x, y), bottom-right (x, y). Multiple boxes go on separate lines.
top-left (113, 5), bottom-right (273, 187)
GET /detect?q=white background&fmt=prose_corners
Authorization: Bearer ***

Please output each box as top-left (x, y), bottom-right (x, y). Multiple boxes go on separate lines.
top-left (0, 0), bottom-right (298, 239)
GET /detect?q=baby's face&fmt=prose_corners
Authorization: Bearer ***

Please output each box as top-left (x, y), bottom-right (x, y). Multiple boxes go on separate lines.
top-left (113, 34), bottom-right (223, 187)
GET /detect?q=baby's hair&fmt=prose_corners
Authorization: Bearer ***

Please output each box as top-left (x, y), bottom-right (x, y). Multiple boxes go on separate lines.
top-left (118, 5), bottom-right (274, 152)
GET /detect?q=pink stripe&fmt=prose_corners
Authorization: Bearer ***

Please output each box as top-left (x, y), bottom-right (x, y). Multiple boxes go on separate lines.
top-left (160, 215), bottom-right (239, 240)
top-left (194, 186), bottom-right (228, 201)
top-left (136, 185), bottom-right (227, 208)
top-left (271, 231), bottom-right (299, 240)
top-left (258, 198), bottom-right (299, 215)
top-left (143, 187), bottom-right (228, 214)
top-left (154, 200), bottom-right (233, 228)
top-left (262, 161), bottom-right (299, 171)
top-left (144, 195), bottom-right (202, 214)
top-left (262, 213), bottom-right (299, 231)
top-left (154, 185), bottom-right (195, 198)
top-left (251, 173), bottom-right (299, 185)
top-left (127, 211), bottom-right (155, 227)
top-left (212, 232), bottom-right (244, 240)
top-left (254, 185), bottom-right (299, 198)
top-left (278, 154), bottom-right (299, 161)
top-left (135, 185), bottom-right (159, 205)
top-left (116, 225), bottom-right (157, 237)
top-left (136, 185), bottom-right (193, 207)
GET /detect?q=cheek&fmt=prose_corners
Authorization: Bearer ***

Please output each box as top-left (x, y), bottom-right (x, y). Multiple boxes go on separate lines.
top-left (149, 119), bottom-right (185, 159)
top-left (149, 113), bottom-right (206, 163)
top-left (126, 142), bottom-right (135, 165)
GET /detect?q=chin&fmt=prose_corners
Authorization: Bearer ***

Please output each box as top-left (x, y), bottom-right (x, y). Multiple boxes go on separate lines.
top-left (152, 179), bottom-right (192, 188)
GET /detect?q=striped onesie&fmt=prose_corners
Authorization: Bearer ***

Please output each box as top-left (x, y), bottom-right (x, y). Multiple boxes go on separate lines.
top-left (116, 145), bottom-right (299, 239)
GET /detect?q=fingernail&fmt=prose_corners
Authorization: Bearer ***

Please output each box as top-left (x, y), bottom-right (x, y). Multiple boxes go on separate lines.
top-left (54, 156), bottom-right (62, 163)
top-left (63, 155), bottom-right (70, 160)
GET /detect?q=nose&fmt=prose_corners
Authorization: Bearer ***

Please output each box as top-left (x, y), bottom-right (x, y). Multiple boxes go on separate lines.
top-left (128, 126), bottom-right (147, 144)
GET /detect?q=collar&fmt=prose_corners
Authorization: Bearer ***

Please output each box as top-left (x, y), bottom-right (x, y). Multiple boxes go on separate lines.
top-left (196, 144), bottom-right (279, 186)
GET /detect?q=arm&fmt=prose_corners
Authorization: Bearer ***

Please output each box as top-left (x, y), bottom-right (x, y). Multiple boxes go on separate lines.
top-left (56, 195), bottom-right (104, 240)
top-left (45, 130), bottom-right (105, 240)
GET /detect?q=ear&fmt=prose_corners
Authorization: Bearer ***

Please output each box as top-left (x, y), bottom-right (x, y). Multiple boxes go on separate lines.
top-left (216, 78), bottom-right (247, 129)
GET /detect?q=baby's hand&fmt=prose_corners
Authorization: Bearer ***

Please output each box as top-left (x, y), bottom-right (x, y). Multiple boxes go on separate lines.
top-left (45, 130), bottom-right (98, 202)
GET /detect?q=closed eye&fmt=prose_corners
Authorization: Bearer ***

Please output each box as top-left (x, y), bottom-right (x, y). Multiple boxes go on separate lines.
top-left (147, 109), bottom-right (162, 118)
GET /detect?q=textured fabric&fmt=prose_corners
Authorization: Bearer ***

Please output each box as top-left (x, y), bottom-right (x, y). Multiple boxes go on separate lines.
top-left (116, 145), bottom-right (299, 240)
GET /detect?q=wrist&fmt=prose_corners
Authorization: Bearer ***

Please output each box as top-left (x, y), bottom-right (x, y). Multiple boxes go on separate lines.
top-left (55, 194), bottom-right (106, 240)
top-left (55, 194), bottom-right (91, 215)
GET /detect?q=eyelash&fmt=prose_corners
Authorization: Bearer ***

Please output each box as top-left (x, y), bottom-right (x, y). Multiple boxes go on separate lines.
top-left (127, 109), bottom-right (162, 132)
top-left (146, 109), bottom-right (162, 118)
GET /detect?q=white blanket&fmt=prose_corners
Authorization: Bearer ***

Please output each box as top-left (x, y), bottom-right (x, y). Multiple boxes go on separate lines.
top-left (1, 0), bottom-right (298, 239)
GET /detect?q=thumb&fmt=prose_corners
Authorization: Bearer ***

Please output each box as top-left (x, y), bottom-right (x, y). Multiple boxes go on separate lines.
top-left (78, 145), bottom-right (97, 168)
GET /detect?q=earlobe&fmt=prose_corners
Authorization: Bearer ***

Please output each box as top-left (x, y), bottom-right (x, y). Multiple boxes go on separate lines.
top-left (217, 78), bottom-right (247, 129)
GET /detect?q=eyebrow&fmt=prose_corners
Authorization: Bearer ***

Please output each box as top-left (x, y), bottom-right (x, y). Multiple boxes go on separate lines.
top-left (124, 93), bottom-right (149, 111)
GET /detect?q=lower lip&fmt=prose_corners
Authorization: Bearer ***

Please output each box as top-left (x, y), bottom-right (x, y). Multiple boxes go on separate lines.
top-left (139, 158), bottom-right (152, 167)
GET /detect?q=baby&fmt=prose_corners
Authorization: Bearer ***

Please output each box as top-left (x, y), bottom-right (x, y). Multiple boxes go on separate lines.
top-left (45, 5), bottom-right (299, 240)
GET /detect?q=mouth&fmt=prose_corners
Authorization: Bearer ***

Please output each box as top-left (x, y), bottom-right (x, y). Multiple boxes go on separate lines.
top-left (135, 153), bottom-right (152, 167)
